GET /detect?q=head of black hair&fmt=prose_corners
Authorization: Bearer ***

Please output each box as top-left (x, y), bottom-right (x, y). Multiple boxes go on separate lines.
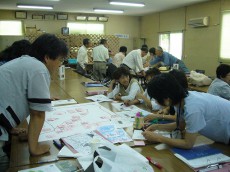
top-left (141, 44), bottom-right (148, 49)
top-left (149, 47), bottom-right (156, 55)
top-left (0, 39), bottom-right (31, 62)
top-left (145, 67), bottom-right (161, 78)
top-left (29, 33), bottom-right (68, 62)
top-left (147, 73), bottom-right (188, 106)
top-left (100, 39), bottom-right (107, 45)
top-left (83, 38), bottom-right (90, 46)
top-left (112, 67), bottom-right (131, 80)
top-left (119, 46), bottom-right (127, 53)
top-left (141, 47), bottom-right (148, 53)
top-left (169, 69), bottom-right (188, 89)
top-left (216, 64), bottom-right (230, 79)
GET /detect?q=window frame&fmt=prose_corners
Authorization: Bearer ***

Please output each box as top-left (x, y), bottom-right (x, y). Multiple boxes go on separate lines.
top-left (0, 20), bottom-right (24, 36)
top-left (67, 22), bottom-right (105, 35)
top-left (219, 10), bottom-right (230, 63)
top-left (158, 31), bottom-right (184, 60)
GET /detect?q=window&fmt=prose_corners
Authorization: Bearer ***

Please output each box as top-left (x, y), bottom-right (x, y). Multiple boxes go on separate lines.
top-left (220, 11), bottom-right (230, 62)
top-left (67, 22), bottom-right (104, 34)
top-left (0, 21), bottom-right (23, 35)
top-left (159, 32), bottom-right (183, 60)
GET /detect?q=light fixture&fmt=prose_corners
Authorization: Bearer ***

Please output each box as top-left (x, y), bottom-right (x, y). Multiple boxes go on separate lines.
top-left (76, 16), bottom-right (87, 21)
top-left (98, 16), bottom-right (108, 22)
top-left (94, 8), bottom-right (124, 14)
top-left (109, 1), bottom-right (145, 7)
top-left (87, 16), bottom-right (98, 21)
top-left (17, 4), bottom-right (53, 10)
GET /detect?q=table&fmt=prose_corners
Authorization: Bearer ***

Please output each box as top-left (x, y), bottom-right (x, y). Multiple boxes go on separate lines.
top-left (8, 68), bottom-right (230, 172)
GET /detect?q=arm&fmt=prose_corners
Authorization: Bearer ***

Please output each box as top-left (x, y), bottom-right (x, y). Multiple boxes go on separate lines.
top-left (144, 113), bottom-right (176, 122)
top-left (136, 92), bottom-right (152, 109)
top-left (107, 80), bottom-right (120, 99)
top-left (28, 109), bottom-right (50, 156)
top-left (143, 129), bottom-right (198, 149)
top-left (121, 82), bottom-right (140, 101)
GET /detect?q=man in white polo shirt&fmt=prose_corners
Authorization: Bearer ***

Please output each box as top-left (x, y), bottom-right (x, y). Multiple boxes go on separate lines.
top-left (92, 39), bottom-right (109, 81)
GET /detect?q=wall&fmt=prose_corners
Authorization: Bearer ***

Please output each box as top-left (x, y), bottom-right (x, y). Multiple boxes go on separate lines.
top-left (0, 10), bottom-right (140, 53)
top-left (140, 0), bottom-right (230, 77)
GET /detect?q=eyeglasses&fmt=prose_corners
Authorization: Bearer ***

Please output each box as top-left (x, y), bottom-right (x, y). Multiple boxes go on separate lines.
top-left (58, 57), bottom-right (65, 63)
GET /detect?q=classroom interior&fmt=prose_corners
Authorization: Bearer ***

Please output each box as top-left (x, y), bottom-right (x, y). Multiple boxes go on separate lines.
top-left (0, 0), bottom-right (230, 76)
top-left (1, 0), bottom-right (230, 172)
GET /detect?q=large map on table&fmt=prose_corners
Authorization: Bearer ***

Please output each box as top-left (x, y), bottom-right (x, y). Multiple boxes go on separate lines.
top-left (38, 102), bottom-right (120, 142)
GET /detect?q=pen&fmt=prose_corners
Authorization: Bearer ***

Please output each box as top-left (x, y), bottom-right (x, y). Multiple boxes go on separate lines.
top-left (37, 158), bottom-right (59, 164)
top-left (146, 157), bottom-right (163, 170)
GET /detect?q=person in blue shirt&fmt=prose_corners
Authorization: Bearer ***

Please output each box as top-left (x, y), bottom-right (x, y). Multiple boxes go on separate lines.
top-left (208, 64), bottom-right (230, 100)
top-left (150, 46), bottom-right (190, 74)
top-left (142, 73), bottom-right (230, 149)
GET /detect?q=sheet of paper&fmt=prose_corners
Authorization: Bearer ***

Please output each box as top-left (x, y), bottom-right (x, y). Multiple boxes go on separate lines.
top-left (134, 140), bottom-right (145, 146)
top-left (115, 108), bottom-right (151, 117)
top-left (33, 102), bottom-right (121, 142)
top-left (61, 132), bottom-right (111, 156)
top-left (95, 125), bottom-right (132, 143)
top-left (18, 164), bottom-right (61, 172)
top-left (51, 99), bottom-right (77, 106)
top-left (85, 95), bottom-right (113, 102)
top-left (132, 130), bottom-right (146, 140)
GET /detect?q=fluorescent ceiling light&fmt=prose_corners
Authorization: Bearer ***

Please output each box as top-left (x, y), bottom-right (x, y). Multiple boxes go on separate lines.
top-left (110, 1), bottom-right (145, 7)
top-left (94, 9), bottom-right (123, 14)
top-left (17, 4), bottom-right (53, 10)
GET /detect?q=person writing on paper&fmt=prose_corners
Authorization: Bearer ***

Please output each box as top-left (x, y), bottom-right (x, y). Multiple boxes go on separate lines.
top-left (107, 67), bottom-right (144, 105)
top-left (142, 73), bottom-right (230, 149)
top-left (143, 69), bottom-right (189, 124)
top-left (0, 34), bottom-right (68, 171)
top-left (136, 67), bottom-right (162, 111)
top-left (208, 64), bottom-right (230, 100)
top-left (150, 46), bottom-right (189, 74)
top-left (76, 38), bottom-right (92, 75)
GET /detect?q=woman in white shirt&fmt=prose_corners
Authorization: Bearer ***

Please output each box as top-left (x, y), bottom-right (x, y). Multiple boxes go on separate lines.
top-left (107, 67), bottom-right (143, 105)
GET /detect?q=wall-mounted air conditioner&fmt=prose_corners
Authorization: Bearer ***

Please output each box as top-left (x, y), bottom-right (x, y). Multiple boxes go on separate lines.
top-left (188, 16), bottom-right (209, 28)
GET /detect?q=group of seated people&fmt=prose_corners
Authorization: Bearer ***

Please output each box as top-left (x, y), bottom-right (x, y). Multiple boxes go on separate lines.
top-left (106, 63), bottom-right (230, 148)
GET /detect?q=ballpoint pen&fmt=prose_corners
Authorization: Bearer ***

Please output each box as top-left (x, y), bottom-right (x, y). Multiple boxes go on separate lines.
top-left (37, 158), bottom-right (59, 164)
top-left (146, 157), bottom-right (163, 170)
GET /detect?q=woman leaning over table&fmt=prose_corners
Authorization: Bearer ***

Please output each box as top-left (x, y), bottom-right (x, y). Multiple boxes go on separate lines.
top-left (142, 73), bottom-right (230, 149)
top-left (107, 67), bottom-right (144, 106)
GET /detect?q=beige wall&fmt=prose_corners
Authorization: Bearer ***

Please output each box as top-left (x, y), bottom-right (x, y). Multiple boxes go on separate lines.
top-left (140, 0), bottom-right (230, 77)
top-left (0, 10), bottom-right (139, 54)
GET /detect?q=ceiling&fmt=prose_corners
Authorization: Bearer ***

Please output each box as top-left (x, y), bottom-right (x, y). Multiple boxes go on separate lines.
top-left (0, 0), bottom-right (210, 16)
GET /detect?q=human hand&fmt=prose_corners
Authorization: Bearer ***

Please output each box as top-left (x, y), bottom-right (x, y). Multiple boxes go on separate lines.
top-left (30, 143), bottom-right (50, 156)
top-left (124, 100), bottom-right (131, 106)
top-left (142, 131), bottom-right (160, 143)
top-left (114, 93), bottom-right (121, 100)
top-left (144, 114), bottom-right (159, 122)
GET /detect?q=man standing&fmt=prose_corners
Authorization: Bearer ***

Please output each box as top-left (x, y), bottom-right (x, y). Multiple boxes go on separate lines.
top-left (122, 47), bottom-right (148, 76)
top-left (150, 46), bottom-right (189, 73)
top-left (0, 34), bottom-right (68, 171)
top-left (76, 38), bottom-right (92, 75)
top-left (92, 39), bottom-right (109, 81)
